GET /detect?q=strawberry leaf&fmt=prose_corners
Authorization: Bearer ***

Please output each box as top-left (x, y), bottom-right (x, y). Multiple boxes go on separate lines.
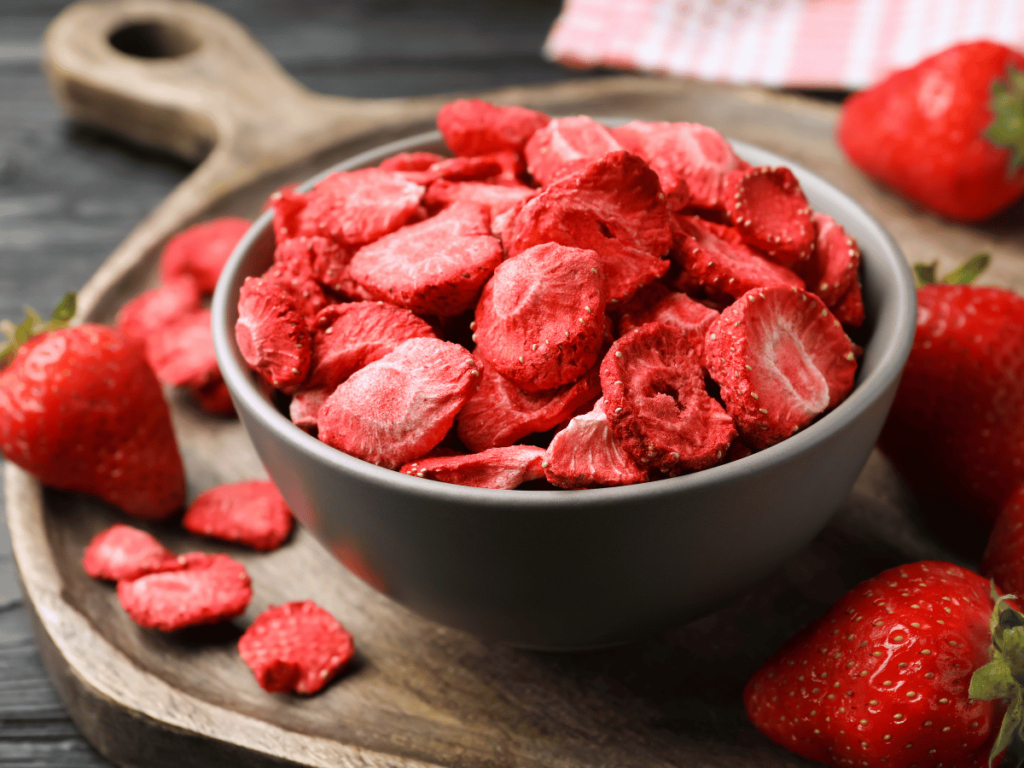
top-left (914, 261), bottom-right (938, 287)
top-left (971, 657), bottom-right (1015, 700)
top-left (985, 65), bottom-right (1024, 174)
top-left (0, 293), bottom-right (77, 369)
top-left (942, 253), bottom-right (990, 285)
top-left (991, 690), bottom-right (1024, 767)
top-left (50, 292), bottom-right (76, 326)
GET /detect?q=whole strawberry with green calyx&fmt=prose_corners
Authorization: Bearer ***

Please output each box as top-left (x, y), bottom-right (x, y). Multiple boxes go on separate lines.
top-left (838, 41), bottom-right (1024, 222)
top-left (744, 560), bottom-right (1021, 768)
top-left (877, 254), bottom-right (1024, 524)
top-left (0, 297), bottom-right (185, 519)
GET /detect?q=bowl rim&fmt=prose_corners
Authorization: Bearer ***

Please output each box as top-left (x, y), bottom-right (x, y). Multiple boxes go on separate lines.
top-left (212, 129), bottom-right (917, 510)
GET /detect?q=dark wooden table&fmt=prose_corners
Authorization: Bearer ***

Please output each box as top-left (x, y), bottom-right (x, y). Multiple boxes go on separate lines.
top-left (0, 2), bottom-right (594, 764)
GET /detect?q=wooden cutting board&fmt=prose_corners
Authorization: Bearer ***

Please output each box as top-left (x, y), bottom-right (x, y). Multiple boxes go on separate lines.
top-left (8, 1), bottom-right (1024, 767)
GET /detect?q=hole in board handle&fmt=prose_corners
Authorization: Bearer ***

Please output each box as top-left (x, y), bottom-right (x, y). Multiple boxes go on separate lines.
top-left (109, 21), bottom-right (200, 59)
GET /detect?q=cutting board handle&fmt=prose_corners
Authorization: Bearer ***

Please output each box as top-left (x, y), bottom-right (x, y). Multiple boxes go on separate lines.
top-left (43, 0), bottom-right (366, 164)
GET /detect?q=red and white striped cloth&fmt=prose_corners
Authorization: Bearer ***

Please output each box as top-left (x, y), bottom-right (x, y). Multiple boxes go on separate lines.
top-left (544, 0), bottom-right (1024, 90)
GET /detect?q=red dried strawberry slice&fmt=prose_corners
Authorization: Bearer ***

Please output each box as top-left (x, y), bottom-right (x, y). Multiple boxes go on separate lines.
top-left (146, 309), bottom-right (219, 389)
top-left (82, 524), bottom-right (180, 582)
top-left (235, 276), bottom-right (312, 394)
top-left (524, 115), bottom-right (623, 187)
top-left (831, 277), bottom-right (865, 330)
top-left (238, 601), bottom-right (354, 695)
top-left (317, 338), bottom-right (479, 469)
top-left (182, 480), bottom-right (293, 551)
top-left (611, 121), bottom-right (747, 210)
top-left (117, 553), bottom-right (251, 632)
top-left (116, 277), bottom-right (202, 345)
top-left (429, 152), bottom-right (524, 184)
top-left (438, 99), bottom-right (551, 157)
top-left (704, 285), bottom-right (857, 449)
top-left (274, 234), bottom-right (352, 291)
top-left (400, 445), bottom-right (547, 489)
top-left (456, 359), bottom-right (601, 452)
top-left (724, 166), bottom-right (815, 266)
top-left (505, 151), bottom-right (672, 303)
top-left (616, 283), bottom-right (720, 361)
top-left (348, 200), bottom-right (503, 317)
top-left (272, 169), bottom-right (424, 247)
top-left (545, 399), bottom-right (647, 488)
top-left (159, 217), bottom-right (251, 295)
top-left (262, 258), bottom-right (330, 324)
top-left (289, 302), bottom-right (437, 429)
top-left (192, 378), bottom-right (236, 417)
top-left (378, 151), bottom-right (445, 172)
top-left (424, 179), bottom-right (536, 218)
top-left (473, 242), bottom-right (606, 392)
top-left (801, 213), bottom-right (861, 309)
top-left (673, 215), bottom-right (804, 301)
top-left (601, 322), bottom-right (737, 474)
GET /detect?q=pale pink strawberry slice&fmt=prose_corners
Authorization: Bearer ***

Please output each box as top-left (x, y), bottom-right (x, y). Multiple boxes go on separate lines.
top-left (116, 277), bottom-right (202, 345)
top-left (437, 99), bottom-right (551, 157)
top-left (524, 115), bottom-right (623, 186)
top-left (545, 399), bottom-right (647, 489)
top-left (724, 166), bottom-right (815, 266)
top-left (400, 445), bottom-right (547, 489)
top-left (704, 285), bottom-right (857, 449)
top-left (82, 524), bottom-right (180, 582)
top-left (235, 276), bottom-right (312, 394)
top-left (801, 213), bottom-right (861, 309)
top-left (317, 338), bottom-right (479, 470)
top-left (146, 309), bottom-right (220, 390)
top-left (601, 323), bottom-right (736, 475)
top-left (456, 359), bottom-right (601, 452)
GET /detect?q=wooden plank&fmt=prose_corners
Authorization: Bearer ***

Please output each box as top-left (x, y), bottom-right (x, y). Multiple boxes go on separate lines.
top-left (6, 1), bottom-right (1024, 766)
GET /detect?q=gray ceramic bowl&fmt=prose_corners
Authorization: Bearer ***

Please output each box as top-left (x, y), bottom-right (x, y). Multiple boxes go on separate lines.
top-left (212, 129), bottom-right (916, 650)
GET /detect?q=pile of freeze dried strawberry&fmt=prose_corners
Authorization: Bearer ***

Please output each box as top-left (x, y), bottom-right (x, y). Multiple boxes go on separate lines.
top-left (236, 100), bottom-right (865, 490)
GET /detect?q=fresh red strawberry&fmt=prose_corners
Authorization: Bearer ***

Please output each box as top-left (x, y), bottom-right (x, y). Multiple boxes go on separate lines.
top-left (982, 483), bottom-right (1024, 594)
top-left (0, 299), bottom-right (185, 519)
top-left (745, 560), bottom-right (1021, 768)
top-left (838, 41), bottom-right (1024, 222)
top-left (877, 255), bottom-right (1024, 522)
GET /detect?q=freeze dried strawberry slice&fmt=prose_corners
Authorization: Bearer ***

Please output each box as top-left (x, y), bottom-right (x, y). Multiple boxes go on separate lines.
top-left (617, 283), bottom-right (720, 360)
top-left (238, 601), bottom-right (354, 695)
top-left (82, 524), bottom-right (180, 582)
top-left (524, 115), bottom-right (623, 186)
top-left (116, 277), bottom-right (202, 345)
top-left (704, 285), bottom-right (857, 449)
top-left (424, 179), bottom-right (536, 218)
top-left (724, 166), bottom-right (815, 266)
top-left (159, 217), bottom-right (251, 295)
top-left (474, 243), bottom-right (606, 392)
top-left (505, 151), bottom-right (672, 302)
top-left (289, 302), bottom-right (437, 429)
top-left (235, 276), bottom-right (312, 394)
top-left (602, 323), bottom-right (736, 474)
top-left (192, 378), bottom-right (236, 417)
top-left (182, 480), bottom-right (293, 551)
top-left (348, 201), bottom-right (502, 316)
top-left (379, 151), bottom-right (445, 172)
top-left (262, 260), bottom-right (330, 324)
top-left (146, 309), bottom-right (219, 389)
top-left (831, 277), bottom-right (865, 330)
top-left (430, 152), bottom-right (524, 184)
top-left (318, 338), bottom-right (479, 469)
top-left (274, 235), bottom-right (352, 292)
top-left (438, 99), bottom-right (551, 157)
top-left (117, 553), bottom-right (251, 632)
top-left (673, 215), bottom-right (804, 301)
top-left (611, 121), bottom-right (746, 210)
top-left (273, 169), bottom-right (424, 246)
top-left (456, 359), bottom-right (601, 451)
top-left (800, 213), bottom-right (861, 309)
top-left (545, 399), bottom-right (647, 488)
top-left (400, 445), bottom-right (547, 489)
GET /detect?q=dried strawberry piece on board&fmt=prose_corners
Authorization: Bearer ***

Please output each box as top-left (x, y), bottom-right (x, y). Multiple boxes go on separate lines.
top-left (800, 213), bottom-right (861, 310)
top-left (456, 359), bottom-right (601, 452)
top-left (235, 276), bottom-right (312, 394)
top-left (424, 179), bottom-right (536, 218)
top-left (473, 242), bottom-right (606, 392)
top-left (438, 99), bottom-right (551, 157)
top-left (724, 166), bottom-right (815, 266)
top-left (616, 283), bottom-right (720, 361)
top-left (289, 302), bottom-right (437, 430)
top-left (318, 338), bottom-right (479, 470)
top-left (146, 309), bottom-right (220, 389)
top-left (117, 553), bottom-right (252, 632)
top-left (192, 378), bottom-right (236, 418)
top-left (82, 524), bottom-right (180, 582)
top-left (610, 121), bottom-right (747, 210)
top-left (672, 215), bottom-right (804, 302)
top-left (348, 200), bottom-right (503, 317)
top-left (545, 399), bottom-right (647, 489)
top-left (378, 151), bottom-right (445, 172)
top-left (182, 480), bottom-right (293, 551)
top-left (400, 445), bottom-right (547, 489)
top-left (524, 115), bottom-right (623, 186)
top-left (505, 151), bottom-right (672, 303)
top-left (159, 217), bottom-right (251, 295)
top-left (704, 285), bottom-right (857, 449)
top-left (238, 601), bottom-right (355, 695)
top-left (116, 277), bottom-right (202, 345)
top-left (602, 323), bottom-right (736, 475)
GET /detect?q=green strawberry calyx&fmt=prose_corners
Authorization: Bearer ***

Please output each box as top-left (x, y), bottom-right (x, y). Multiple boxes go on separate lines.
top-left (970, 587), bottom-right (1024, 767)
top-left (985, 65), bottom-right (1024, 176)
top-left (0, 293), bottom-right (76, 369)
top-left (914, 252), bottom-right (989, 288)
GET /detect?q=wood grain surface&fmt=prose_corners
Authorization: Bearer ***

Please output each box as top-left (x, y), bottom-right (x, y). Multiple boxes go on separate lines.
top-left (4, 1), bottom-right (1024, 767)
